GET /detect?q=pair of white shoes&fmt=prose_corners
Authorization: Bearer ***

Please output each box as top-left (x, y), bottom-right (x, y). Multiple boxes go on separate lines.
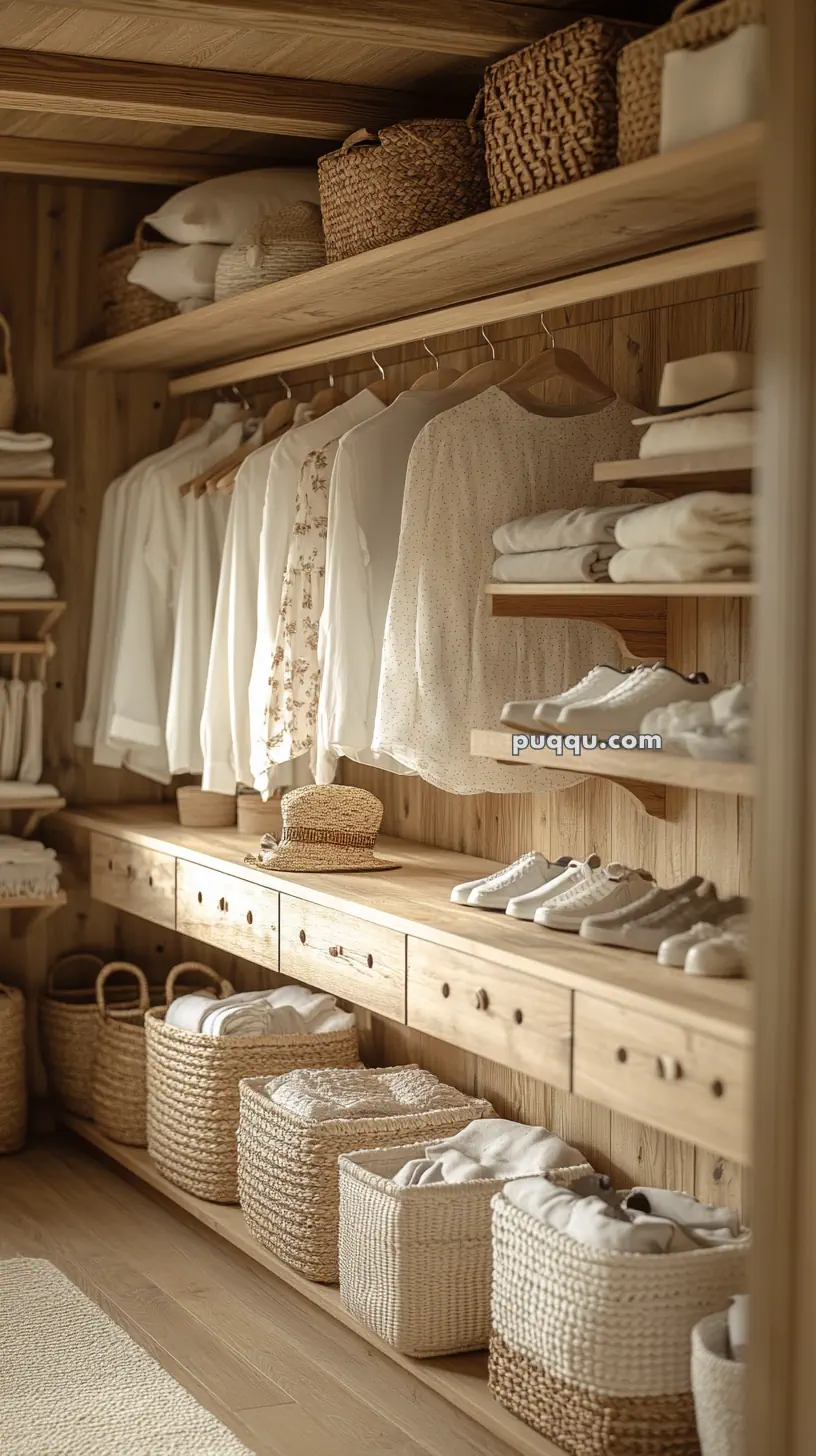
top-left (641, 682), bottom-right (752, 762)
top-left (502, 663), bottom-right (718, 737)
top-left (581, 876), bottom-right (745, 957)
top-left (451, 852), bottom-right (656, 930)
top-left (450, 852), bottom-right (573, 914)
top-left (658, 914), bottom-right (748, 978)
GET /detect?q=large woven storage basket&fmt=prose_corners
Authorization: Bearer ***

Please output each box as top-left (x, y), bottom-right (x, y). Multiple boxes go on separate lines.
top-left (489, 1187), bottom-right (750, 1456)
top-left (478, 17), bottom-right (642, 207)
top-left (147, 970), bottom-right (359, 1204)
top-left (318, 120), bottom-right (488, 263)
top-left (617, 0), bottom-right (765, 165)
top-left (98, 220), bottom-right (176, 339)
top-left (0, 983), bottom-right (26, 1153)
top-left (692, 1311), bottom-right (745, 1456)
top-left (338, 1142), bottom-right (593, 1358)
top-left (91, 963), bottom-right (153, 1147)
top-left (39, 953), bottom-right (147, 1118)
top-left (214, 202), bottom-right (326, 301)
top-left (239, 1068), bottom-right (494, 1283)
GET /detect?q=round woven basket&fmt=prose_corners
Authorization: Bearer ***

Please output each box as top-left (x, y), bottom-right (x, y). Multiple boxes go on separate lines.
top-left (91, 963), bottom-right (152, 1147)
top-left (98, 220), bottom-right (177, 339)
top-left (237, 793), bottom-right (283, 838)
top-left (692, 1311), bottom-right (745, 1456)
top-left (177, 786), bottom-right (237, 829)
top-left (39, 952), bottom-right (125, 1118)
top-left (214, 201), bottom-right (326, 301)
top-left (0, 983), bottom-right (26, 1154)
top-left (318, 119), bottom-right (488, 263)
top-left (147, 966), bottom-right (359, 1204)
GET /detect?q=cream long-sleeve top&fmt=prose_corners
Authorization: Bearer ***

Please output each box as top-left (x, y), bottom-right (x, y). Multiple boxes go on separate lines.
top-left (165, 486), bottom-right (231, 776)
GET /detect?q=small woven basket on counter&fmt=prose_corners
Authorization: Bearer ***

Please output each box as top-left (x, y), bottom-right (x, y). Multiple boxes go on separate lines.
top-left (0, 983), bottom-right (26, 1154)
top-left (98, 220), bottom-right (176, 339)
top-left (318, 119), bottom-right (488, 262)
top-left (176, 786), bottom-right (237, 829)
top-left (91, 962), bottom-right (152, 1147)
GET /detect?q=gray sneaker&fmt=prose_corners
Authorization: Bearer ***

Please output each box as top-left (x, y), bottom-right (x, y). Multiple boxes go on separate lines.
top-left (621, 881), bottom-right (722, 954)
top-left (579, 875), bottom-right (703, 946)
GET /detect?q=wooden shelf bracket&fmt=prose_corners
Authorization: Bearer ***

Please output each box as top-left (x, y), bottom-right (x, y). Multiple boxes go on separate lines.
top-left (489, 589), bottom-right (668, 660)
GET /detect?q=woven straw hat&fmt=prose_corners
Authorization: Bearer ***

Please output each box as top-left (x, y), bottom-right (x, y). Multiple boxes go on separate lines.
top-left (245, 785), bottom-right (401, 873)
top-left (214, 200), bottom-right (326, 301)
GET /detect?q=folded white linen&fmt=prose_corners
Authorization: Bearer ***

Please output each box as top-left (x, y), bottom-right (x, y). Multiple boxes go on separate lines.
top-left (391, 1118), bottom-right (587, 1188)
top-left (0, 567), bottom-right (57, 598)
top-left (0, 527), bottom-right (44, 549)
top-left (0, 781), bottom-right (58, 800)
top-left (264, 1064), bottom-right (473, 1123)
top-left (0, 549), bottom-right (44, 570)
top-left (0, 453), bottom-right (55, 478)
top-left (0, 677), bottom-right (24, 779)
top-left (493, 503), bottom-right (642, 554)
top-left (638, 412), bottom-right (757, 459)
top-left (0, 869), bottom-right (60, 897)
top-left (615, 492), bottom-right (753, 552)
top-left (506, 1177), bottom-right (747, 1255)
top-left (163, 990), bottom-right (219, 1031)
top-left (0, 431), bottom-right (52, 453)
top-left (492, 543), bottom-right (617, 583)
top-left (17, 680), bottom-right (44, 784)
top-left (0, 834), bottom-right (58, 864)
top-left (609, 545), bottom-right (751, 583)
top-left (199, 985), bottom-right (356, 1038)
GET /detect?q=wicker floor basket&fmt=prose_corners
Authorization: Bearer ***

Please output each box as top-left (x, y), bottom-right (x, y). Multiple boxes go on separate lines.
top-left (98, 221), bottom-right (176, 339)
top-left (91, 963), bottom-right (153, 1147)
top-left (617, 0), bottom-right (765, 165)
top-left (338, 1143), bottom-right (593, 1358)
top-left (177, 786), bottom-right (237, 829)
top-left (489, 1187), bottom-right (750, 1456)
top-left (146, 969), bottom-right (359, 1204)
top-left (39, 953), bottom-right (147, 1118)
top-left (238, 1068), bottom-right (493, 1284)
top-left (0, 983), bottom-right (26, 1154)
top-left (318, 120), bottom-right (488, 263)
top-left (692, 1312), bottom-right (745, 1456)
top-left (478, 16), bottom-right (642, 207)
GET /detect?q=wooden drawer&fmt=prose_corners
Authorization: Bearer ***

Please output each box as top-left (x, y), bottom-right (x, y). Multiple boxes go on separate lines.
top-left (573, 994), bottom-right (750, 1162)
top-left (90, 831), bottom-right (176, 929)
top-left (406, 938), bottom-right (572, 1089)
top-left (176, 860), bottom-right (279, 972)
top-left (279, 897), bottom-right (405, 1020)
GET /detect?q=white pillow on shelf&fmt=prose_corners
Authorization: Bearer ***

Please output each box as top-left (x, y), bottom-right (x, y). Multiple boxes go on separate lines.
top-left (144, 168), bottom-right (321, 245)
top-left (127, 243), bottom-right (225, 303)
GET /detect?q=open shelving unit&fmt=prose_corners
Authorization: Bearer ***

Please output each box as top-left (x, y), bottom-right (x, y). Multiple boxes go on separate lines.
top-left (0, 477), bottom-right (66, 522)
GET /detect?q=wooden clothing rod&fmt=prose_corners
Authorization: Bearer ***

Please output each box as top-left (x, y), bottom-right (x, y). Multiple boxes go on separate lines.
top-left (169, 230), bottom-right (765, 396)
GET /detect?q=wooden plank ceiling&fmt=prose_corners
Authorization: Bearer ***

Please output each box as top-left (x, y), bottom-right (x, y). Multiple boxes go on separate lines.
top-left (0, 0), bottom-right (673, 184)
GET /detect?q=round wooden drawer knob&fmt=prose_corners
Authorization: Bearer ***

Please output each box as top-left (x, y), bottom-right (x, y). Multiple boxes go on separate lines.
top-left (656, 1055), bottom-right (682, 1081)
top-left (473, 988), bottom-right (489, 1011)
top-left (616, 1046), bottom-right (628, 1063)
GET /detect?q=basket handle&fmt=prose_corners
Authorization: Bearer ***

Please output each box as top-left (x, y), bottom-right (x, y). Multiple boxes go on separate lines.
top-left (340, 127), bottom-right (380, 153)
top-left (0, 314), bottom-right (12, 382)
top-left (467, 89), bottom-right (485, 140)
top-left (165, 961), bottom-right (232, 1003)
top-left (671, 0), bottom-right (714, 18)
top-left (95, 962), bottom-right (150, 1015)
top-left (46, 952), bottom-right (106, 995)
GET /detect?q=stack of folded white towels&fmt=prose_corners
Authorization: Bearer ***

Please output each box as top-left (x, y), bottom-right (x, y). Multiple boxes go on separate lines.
top-left (0, 524), bottom-right (57, 600)
top-left (610, 492), bottom-right (753, 583)
top-left (492, 503), bottom-right (643, 584)
top-left (0, 834), bottom-right (61, 898)
top-left (164, 982), bottom-right (356, 1038)
top-left (0, 429), bottom-right (54, 479)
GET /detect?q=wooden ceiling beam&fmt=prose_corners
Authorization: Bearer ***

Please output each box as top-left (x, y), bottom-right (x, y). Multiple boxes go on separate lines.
top-left (27, 0), bottom-right (567, 59)
top-left (0, 134), bottom-right (273, 185)
top-left (0, 48), bottom-right (452, 139)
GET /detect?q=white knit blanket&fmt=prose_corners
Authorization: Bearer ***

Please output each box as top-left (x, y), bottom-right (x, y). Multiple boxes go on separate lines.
top-left (506, 1179), bottom-right (747, 1254)
top-left (615, 492), bottom-right (753, 551)
top-left (264, 1064), bottom-right (472, 1122)
top-left (493, 503), bottom-right (641, 553)
top-left (392, 1118), bottom-right (586, 1187)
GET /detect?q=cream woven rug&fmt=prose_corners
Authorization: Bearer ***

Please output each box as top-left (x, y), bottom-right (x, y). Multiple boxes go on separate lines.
top-left (0, 1258), bottom-right (253, 1454)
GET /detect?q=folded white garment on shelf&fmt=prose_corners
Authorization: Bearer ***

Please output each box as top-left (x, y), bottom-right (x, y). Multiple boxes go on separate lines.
top-left (610, 545), bottom-right (751, 583)
top-left (506, 1178), bottom-right (747, 1254)
top-left (0, 834), bottom-right (58, 864)
top-left (0, 526), bottom-right (44, 549)
top-left (0, 781), bottom-right (57, 801)
top-left (0, 453), bottom-right (55, 478)
top-left (639, 412), bottom-right (757, 459)
top-left (492, 543), bottom-right (618, 584)
top-left (0, 549), bottom-right (44, 570)
top-left (0, 678), bottom-right (25, 780)
top-left (492, 503), bottom-right (641, 554)
top-left (615, 491), bottom-right (753, 552)
top-left (164, 983), bottom-right (356, 1038)
top-left (17, 680), bottom-right (44, 784)
top-left (0, 431), bottom-right (53, 454)
top-left (263, 1064), bottom-right (463, 1123)
top-left (0, 868), bottom-right (60, 897)
top-left (392, 1118), bottom-right (586, 1187)
top-left (0, 567), bottom-right (57, 598)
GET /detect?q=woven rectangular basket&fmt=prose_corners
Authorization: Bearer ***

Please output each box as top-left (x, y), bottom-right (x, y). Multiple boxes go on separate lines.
top-left (617, 0), bottom-right (765, 165)
top-left (489, 1187), bottom-right (750, 1456)
top-left (691, 1311), bottom-right (745, 1456)
top-left (238, 1068), bottom-right (493, 1283)
top-left (478, 16), bottom-right (642, 207)
top-left (338, 1143), bottom-right (594, 1358)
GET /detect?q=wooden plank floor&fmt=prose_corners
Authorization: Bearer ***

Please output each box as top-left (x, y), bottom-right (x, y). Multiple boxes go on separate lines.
top-left (0, 1136), bottom-right (518, 1456)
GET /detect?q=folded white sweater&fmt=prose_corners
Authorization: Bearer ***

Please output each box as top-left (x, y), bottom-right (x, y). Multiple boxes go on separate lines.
top-left (492, 543), bottom-right (617, 583)
top-left (392, 1118), bottom-right (587, 1187)
top-left (506, 1178), bottom-right (747, 1254)
top-left (610, 545), bottom-right (751, 583)
top-left (615, 492), bottom-right (753, 552)
top-left (493, 503), bottom-right (641, 554)
top-left (264, 1064), bottom-right (475, 1123)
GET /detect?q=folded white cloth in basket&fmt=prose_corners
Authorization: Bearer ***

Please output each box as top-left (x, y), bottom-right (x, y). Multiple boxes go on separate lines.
top-left (164, 983), bottom-right (355, 1038)
top-left (391, 1118), bottom-right (587, 1187)
top-left (263, 1064), bottom-right (473, 1122)
top-left (609, 545), bottom-right (751, 583)
top-left (492, 544), bottom-right (618, 583)
top-left (0, 567), bottom-right (57, 598)
top-left (163, 990), bottom-right (219, 1031)
top-left (506, 1178), bottom-right (746, 1255)
top-left (638, 413), bottom-right (757, 459)
top-left (614, 492), bottom-right (753, 552)
top-left (493, 504), bottom-right (641, 554)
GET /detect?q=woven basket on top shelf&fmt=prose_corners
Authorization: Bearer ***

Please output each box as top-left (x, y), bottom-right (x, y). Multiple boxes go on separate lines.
top-left (39, 953), bottom-right (144, 1119)
top-left (214, 202), bottom-right (326, 301)
top-left (98, 221), bottom-right (176, 339)
top-left (91, 963), bottom-right (153, 1147)
top-left (617, 0), bottom-right (765, 165)
top-left (0, 983), bottom-right (26, 1153)
top-left (177, 786), bottom-right (237, 829)
top-left (318, 119), bottom-right (488, 263)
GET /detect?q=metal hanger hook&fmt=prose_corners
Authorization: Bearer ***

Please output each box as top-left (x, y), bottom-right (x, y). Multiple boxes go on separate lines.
top-left (328, 366), bottom-right (336, 388)
top-left (371, 350), bottom-right (386, 381)
top-left (230, 383), bottom-right (251, 409)
top-left (480, 325), bottom-right (496, 360)
top-left (276, 373), bottom-right (292, 399)
top-left (540, 315), bottom-right (556, 349)
top-left (421, 338), bottom-right (439, 367)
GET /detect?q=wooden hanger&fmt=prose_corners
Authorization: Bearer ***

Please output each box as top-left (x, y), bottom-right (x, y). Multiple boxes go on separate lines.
top-left (308, 366), bottom-right (349, 418)
top-left (499, 318), bottom-right (615, 412)
top-left (260, 374), bottom-right (297, 440)
top-left (446, 325), bottom-right (515, 398)
top-left (410, 339), bottom-right (461, 392)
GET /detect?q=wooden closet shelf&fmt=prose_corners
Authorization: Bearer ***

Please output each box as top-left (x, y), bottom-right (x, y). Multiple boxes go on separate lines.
top-left (0, 795), bottom-right (66, 836)
top-left (0, 601), bottom-right (66, 636)
top-left (594, 447), bottom-right (754, 494)
top-left (58, 126), bottom-right (762, 379)
top-left (487, 581), bottom-right (757, 599)
top-left (0, 478), bottom-right (66, 522)
top-left (5, 888), bottom-right (66, 934)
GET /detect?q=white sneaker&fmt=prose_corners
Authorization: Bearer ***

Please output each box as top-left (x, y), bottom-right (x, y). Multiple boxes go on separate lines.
top-left (685, 926), bottom-right (749, 978)
top-left (530, 665), bottom-right (632, 729)
top-left (507, 856), bottom-right (600, 920)
top-left (657, 909), bottom-right (748, 968)
top-left (557, 665), bottom-right (717, 737)
top-left (500, 700), bottom-right (547, 732)
top-left (579, 875), bottom-right (704, 946)
top-left (535, 863), bottom-right (654, 932)
top-left (461, 853), bottom-right (571, 911)
top-left (621, 881), bottom-right (724, 953)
